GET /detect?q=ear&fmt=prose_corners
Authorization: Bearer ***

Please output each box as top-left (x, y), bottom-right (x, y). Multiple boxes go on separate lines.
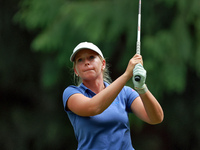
top-left (101, 59), bottom-right (106, 70)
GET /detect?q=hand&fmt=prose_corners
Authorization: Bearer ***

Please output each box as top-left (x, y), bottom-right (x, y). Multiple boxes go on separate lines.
top-left (132, 63), bottom-right (148, 94)
top-left (124, 54), bottom-right (143, 79)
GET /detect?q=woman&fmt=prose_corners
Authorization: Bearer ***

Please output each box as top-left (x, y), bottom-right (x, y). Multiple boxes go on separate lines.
top-left (63, 42), bottom-right (164, 150)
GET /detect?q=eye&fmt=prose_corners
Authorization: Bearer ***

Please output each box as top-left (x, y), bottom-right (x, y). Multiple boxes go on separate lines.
top-left (77, 58), bottom-right (83, 63)
top-left (89, 55), bottom-right (95, 60)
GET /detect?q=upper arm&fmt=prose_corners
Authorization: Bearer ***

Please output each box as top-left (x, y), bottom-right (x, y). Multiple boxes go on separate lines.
top-left (67, 93), bottom-right (97, 116)
top-left (131, 97), bottom-right (151, 124)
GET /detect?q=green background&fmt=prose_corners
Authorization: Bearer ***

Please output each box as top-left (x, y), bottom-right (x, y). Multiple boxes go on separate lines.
top-left (1, 0), bottom-right (200, 149)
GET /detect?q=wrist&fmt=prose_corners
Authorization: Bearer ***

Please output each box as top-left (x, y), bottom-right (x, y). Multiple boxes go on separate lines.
top-left (122, 72), bottom-right (132, 82)
top-left (135, 84), bottom-right (148, 94)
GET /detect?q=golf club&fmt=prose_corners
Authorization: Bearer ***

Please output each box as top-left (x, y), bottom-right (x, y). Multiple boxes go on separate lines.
top-left (134, 0), bottom-right (142, 82)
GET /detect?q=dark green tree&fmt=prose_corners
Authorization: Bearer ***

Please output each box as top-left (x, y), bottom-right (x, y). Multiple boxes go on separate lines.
top-left (1, 0), bottom-right (200, 149)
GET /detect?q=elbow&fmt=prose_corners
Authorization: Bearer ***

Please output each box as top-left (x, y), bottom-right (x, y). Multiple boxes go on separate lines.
top-left (151, 118), bottom-right (164, 125)
top-left (149, 113), bottom-right (164, 125)
top-left (159, 112), bottom-right (164, 123)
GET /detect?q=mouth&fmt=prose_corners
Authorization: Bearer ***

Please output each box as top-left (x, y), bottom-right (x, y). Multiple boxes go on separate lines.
top-left (83, 66), bottom-right (94, 72)
top-left (84, 69), bottom-right (93, 72)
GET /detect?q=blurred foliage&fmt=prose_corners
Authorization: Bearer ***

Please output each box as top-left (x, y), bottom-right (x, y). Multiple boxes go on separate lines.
top-left (1, 0), bottom-right (200, 149)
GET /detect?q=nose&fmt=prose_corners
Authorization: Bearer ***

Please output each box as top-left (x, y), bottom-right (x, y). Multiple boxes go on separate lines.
top-left (84, 59), bottom-right (90, 66)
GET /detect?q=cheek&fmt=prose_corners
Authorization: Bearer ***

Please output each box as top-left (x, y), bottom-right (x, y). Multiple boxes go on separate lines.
top-left (94, 60), bottom-right (103, 71)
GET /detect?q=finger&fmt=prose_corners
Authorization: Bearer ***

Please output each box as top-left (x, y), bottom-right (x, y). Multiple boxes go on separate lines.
top-left (134, 54), bottom-right (142, 58)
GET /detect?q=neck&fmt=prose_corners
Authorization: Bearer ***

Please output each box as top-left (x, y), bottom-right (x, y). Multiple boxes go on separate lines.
top-left (82, 78), bottom-right (105, 94)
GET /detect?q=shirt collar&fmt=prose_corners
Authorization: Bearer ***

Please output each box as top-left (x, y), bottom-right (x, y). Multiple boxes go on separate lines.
top-left (79, 82), bottom-right (109, 93)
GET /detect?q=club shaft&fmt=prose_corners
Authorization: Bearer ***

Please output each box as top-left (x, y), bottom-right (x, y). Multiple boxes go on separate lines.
top-left (136, 0), bottom-right (141, 55)
top-left (135, 0), bottom-right (142, 82)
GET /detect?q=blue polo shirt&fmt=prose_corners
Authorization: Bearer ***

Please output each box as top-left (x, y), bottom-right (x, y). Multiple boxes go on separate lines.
top-left (63, 82), bottom-right (139, 150)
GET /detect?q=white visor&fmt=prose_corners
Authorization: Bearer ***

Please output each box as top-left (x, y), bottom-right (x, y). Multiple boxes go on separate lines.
top-left (70, 42), bottom-right (104, 62)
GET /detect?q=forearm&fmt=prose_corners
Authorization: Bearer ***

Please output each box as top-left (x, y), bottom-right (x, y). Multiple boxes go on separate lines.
top-left (139, 89), bottom-right (164, 124)
top-left (90, 73), bottom-right (130, 115)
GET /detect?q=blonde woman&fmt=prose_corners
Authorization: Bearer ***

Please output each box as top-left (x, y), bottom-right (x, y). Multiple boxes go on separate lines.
top-left (63, 42), bottom-right (164, 150)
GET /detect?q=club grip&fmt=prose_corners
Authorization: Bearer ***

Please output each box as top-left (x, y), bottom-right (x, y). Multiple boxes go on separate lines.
top-left (134, 75), bottom-right (141, 82)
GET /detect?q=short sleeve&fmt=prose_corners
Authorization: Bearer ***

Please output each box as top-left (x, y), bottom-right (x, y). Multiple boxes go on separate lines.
top-left (62, 85), bottom-right (82, 111)
top-left (124, 86), bottom-right (139, 112)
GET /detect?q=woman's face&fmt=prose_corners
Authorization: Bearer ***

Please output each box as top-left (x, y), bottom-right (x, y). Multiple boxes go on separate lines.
top-left (74, 49), bottom-right (105, 82)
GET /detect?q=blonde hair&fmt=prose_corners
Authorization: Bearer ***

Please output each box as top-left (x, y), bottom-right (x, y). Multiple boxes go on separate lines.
top-left (73, 56), bottom-right (112, 86)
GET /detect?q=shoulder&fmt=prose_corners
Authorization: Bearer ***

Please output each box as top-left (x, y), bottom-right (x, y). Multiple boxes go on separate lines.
top-left (62, 85), bottom-right (84, 108)
top-left (121, 86), bottom-right (139, 112)
top-left (63, 85), bottom-right (84, 98)
top-left (122, 86), bottom-right (137, 94)
top-left (120, 86), bottom-right (139, 100)
top-left (64, 85), bottom-right (82, 93)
